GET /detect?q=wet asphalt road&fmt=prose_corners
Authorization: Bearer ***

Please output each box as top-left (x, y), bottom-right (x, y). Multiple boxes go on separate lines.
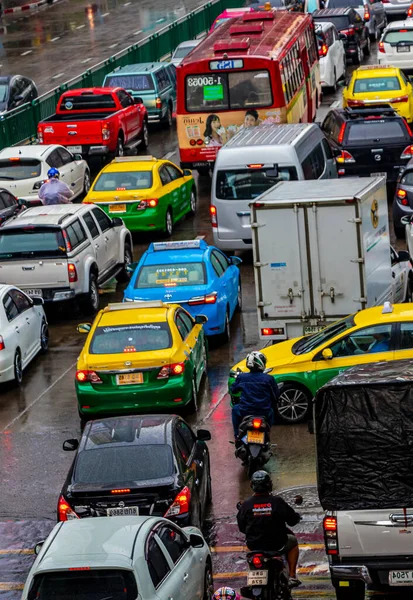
top-left (0, 21), bottom-right (408, 599)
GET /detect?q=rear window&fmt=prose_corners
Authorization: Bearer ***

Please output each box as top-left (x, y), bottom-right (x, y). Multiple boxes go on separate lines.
top-left (59, 94), bottom-right (116, 110)
top-left (383, 29), bottom-right (413, 44)
top-left (74, 444), bottom-right (174, 484)
top-left (105, 74), bottom-right (154, 91)
top-left (327, 0), bottom-right (362, 6)
top-left (136, 263), bottom-right (206, 288)
top-left (353, 77), bottom-right (401, 93)
top-left (215, 167), bottom-right (298, 200)
top-left (90, 322), bottom-right (172, 354)
top-left (347, 120), bottom-right (407, 143)
top-left (0, 159), bottom-right (41, 181)
top-left (401, 170), bottom-right (413, 185)
top-left (0, 228), bottom-right (66, 259)
top-left (315, 16), bottom-right (350, 30)
top-left (173, 45), bottom-right (196, 60)
top-left (28, 570), bottom-right (137, 600)
top-left (94, 171), bottom-right (153, 192)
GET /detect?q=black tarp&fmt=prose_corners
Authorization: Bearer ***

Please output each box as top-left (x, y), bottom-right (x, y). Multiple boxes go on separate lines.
top-left (315, 359), bottom-right (413, 511)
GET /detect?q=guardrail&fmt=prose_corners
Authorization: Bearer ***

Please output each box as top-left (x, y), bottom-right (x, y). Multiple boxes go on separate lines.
top-left (0, 0), bottom-right (243, 150)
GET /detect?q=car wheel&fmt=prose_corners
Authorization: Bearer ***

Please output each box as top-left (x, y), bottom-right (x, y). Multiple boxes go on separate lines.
top-left (221, 308), bottom-right (230, 344)
top-left (162, 104), bottom-right (173, 129)
top-left (352, 45), bottom-right (362, 65)
top-left (203, 562), bottom-right (214, 600)
top-left (14, 350), bottom-right (23, 385)
top-left (236, 277), bottom-right (242, 312)
top-left (81, 273), bottom-right (99, 315)
top-left (164, 207), bottom-right (173, 237)
top-left (141, 120), bottom-right (149, 149)
top-left (394, 224), bottom-right (406, 239)
top-left (82, 171), bottom-right (91, 196)
top-left (187, 377), bottom-right (198, 413)
top-left (276, 384), bottom-right (311, 424)
top-left (190, 494), bottom-right (202, 528)
top-left (363, 35), bottom-right (371, 56)
top-left (116, 136), bottom-right (124, 157)
top-left (116, 243), bottom-right (133, 283)
top-left (40, 319), bottom-right (49, 353)
top-left (189, 188), bottom-right (197, 216)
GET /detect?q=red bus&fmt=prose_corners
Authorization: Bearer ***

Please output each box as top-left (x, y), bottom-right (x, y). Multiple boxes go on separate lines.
top-left (176, 10), bottom-right (320, 172)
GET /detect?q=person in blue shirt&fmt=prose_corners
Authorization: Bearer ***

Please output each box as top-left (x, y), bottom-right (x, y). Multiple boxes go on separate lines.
top-left (230, 350), bottom-right (279, 438)
top-left (368, 332), bottom-right (390, 353)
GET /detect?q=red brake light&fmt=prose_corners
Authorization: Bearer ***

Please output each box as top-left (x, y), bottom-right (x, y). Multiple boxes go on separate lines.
top-left (62, 230), bottom-right (72, 252)
top-left (58, 495), bottom-right (79, 522)
top-left (157, 363), bottom-right (185, 379)
top-left (247, 163), bottom-right (264, 169)
top-left (76, 370), bottom-right (102, 384)
top-left (401, 145), bottom-right (413, 158)
top-left (407, 6), bottom-right (413, 16)
top-left (173, 363), bottom-right (184, 375)
top-left (210, 205), bottom-right (218, 227)
top-left (155, 97), bottom-right (162, 109)
top-left (148, 198), bottom-right (158, 207)
top-left (397, 188), bottom-right (407, 199)
top-left (111, 488), bottom-right (131, 494)
top-left (378, 41), bottom-right (385, 53)
top-left (324, 516), bottom-right (337, 531)
top-left (318, 43), bottom-right (328, 57)
top-left (0, 336), bottom-right (5, 351)
top-left (336, 150), bottom-right (355, 164)
top-left (252, 418), bottom-right (263, 429)
top-left (164, 486), bottom-right (191, 517)
top-left (252, 554), bottom-right (263, 568)
top-left (347, 99), bottom-right (365, 108)
top-left (337, 123), bottom-right (346, 144)
top-left (68, 263), bottom-right (78, 282)
top-left (9, 157), bottom-right (20, 162)
top-left (188, 292), bottom-right (217, 306)
top-left (363, 5), bottom-right (370, 19)
top-left (392, 95), bottom-right (409, 104)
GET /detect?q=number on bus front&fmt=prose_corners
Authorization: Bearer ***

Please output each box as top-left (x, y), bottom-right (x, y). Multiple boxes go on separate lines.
top-left (187, 76), bottom-right (221, 87)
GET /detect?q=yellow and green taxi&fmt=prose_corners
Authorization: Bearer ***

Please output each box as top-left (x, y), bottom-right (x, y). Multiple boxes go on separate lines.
top-left (83, 156), bottom-right (196, 235)
top-left (342, 65), bottom-right (413, 123)
top-left (229, 303), bottom-right (413, 424)
top-left (75, 301), bottom-right (207, 424)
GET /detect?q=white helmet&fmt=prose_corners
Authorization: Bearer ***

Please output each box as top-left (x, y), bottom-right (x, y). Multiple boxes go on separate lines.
top-left (246, 350), bottom-right (267, 372)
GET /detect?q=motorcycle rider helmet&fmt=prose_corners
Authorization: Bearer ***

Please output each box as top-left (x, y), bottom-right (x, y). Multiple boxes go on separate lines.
top-left (246, 350), bottom-right (267, 372)
top-left (47, 167), bottom-right (60, 179)
top-left (250, 470), bottom-right (273, 493)
top-left (212, 588), bottom-right (240, 600)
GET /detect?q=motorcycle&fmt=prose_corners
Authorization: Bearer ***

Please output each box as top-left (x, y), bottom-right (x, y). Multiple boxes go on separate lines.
top-left (234, 415), bottom-right (273, 477)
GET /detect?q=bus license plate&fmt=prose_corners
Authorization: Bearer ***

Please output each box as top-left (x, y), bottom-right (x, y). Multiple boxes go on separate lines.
top-left (389, 570), bottom-right (413, 585)
top-left (247, 570), bottom-right (268, 586)
top-left (247, 431), bottom-right (265, 444)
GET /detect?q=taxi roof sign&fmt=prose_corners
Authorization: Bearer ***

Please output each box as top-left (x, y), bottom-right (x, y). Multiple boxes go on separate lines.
top-left (152, 240), bottom-right (206, 251)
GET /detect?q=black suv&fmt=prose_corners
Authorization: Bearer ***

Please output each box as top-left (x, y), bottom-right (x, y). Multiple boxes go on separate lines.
top-left (0, 75), bottom-right (37, 113)
top-left (321, 106), bottom-right (413, 183)
top-left (313, 8), bottom-right (370, 64)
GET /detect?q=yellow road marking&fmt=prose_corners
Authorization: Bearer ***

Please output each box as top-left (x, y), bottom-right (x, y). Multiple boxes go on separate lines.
top-left (0, 548), bottom-right (33, 555)
top-left (211, 543), bottom-right (325, 553)
top-left (0, 583), bottom-right (25, 591)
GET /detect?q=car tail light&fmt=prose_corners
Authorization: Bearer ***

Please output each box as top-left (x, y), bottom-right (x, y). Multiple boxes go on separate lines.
top-left (252, 418), bottom-right (263, 429)
top-left (363, 4), bottom-right (370, 20)
top-left (157, 362), bottom-right (185, 379)
top-left (252, 554), bottom-right (263, 568)
top-left (397, 189), bottom-right (409, 205)
top-left (323, 516), bottom-right (338, 555)
top-left (102, 125), bottom-right (110, 141)
top-left (37, 128), bottom-right (43, 143)
top-left (336, 150), bottom-right (355, 164)
top-left (347, 99), bottom-right (365, 108)
top-left (210, 205), bottom-right (218, 228)
top-left (408, 4), bottom-right (413, 17)
top-left (341, 27), bottom-right (354, 35)
top-left (401, 145), bottom-right (413, 158)
top-left (58, 495), bottom-right (79, 522)
top-left (188, 292), bottom-right (217, 306)
top-left (111, 488), bottom-right (130, 494)
top-left (261, 327), bottom-right (285, 336)
top-left (378, 41), bottom-right (385, 53)
top-left (196, 139), bottom-right (203, 145)
top-left (68, 263), bottom-right (78, 282)
top-left (0, 336), bottom-right (5, 351)
top-left (155, 97), bottom-right (162, 109)
top-left (136, 198), bottom-right (158, 210)
top-left (392, 95), bottom-right (409, 104)
top-left (62, 230), bottom-right (72, 252)
top-left (337, 123), bottom-right (346, 144)
top-left (318, 43), bottom-right (328, 57)
top-left (75, 370), bottom-right (102, 384)
top-left (164, 486), bottom-right (191, 517)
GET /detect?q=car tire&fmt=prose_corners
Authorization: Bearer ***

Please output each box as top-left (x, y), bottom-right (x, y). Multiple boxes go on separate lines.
top-left (189, 188), bottom-right (197, 216)
top-left (81, 273), bottom-right (99, 315)
top-left (190, 493), bottom-right (202, 528)
top-left (116, 136), bottom-right (124, 157)
top-left (206, 460), bottom-right (212, 505)
top-left (78, 410), bottom-right (88, 431)
top-left (352, 45), bottom-right (362, 65)
top-left (187, 377), bottom-right (198, 413)
top-left (116, 243), bottom-right (133, 283)
top-left (363, 35), bottom-right (371, 56)
top-left (202, 562), bottom-right (214, 600)
top-left (14, 349), bottom-right (23, 385)
top-left (236, 277), bottom-right (242, 312)
top-left (276, 384), bottom-right (311, 424)
top-left (221, 307), bottom-right (231, 344)
top-left (82, 171), bottom-right (91, 197)
top-left (140, 120), bottom-right (149, 149)
top-left (162, 104), bottom-right (173, 129)
top-left (40, 319), bottom-right (49, 354)
top-left (394, 224), bottom-right (406, 239)
top-left (164, 207), bottom-right (173, 237)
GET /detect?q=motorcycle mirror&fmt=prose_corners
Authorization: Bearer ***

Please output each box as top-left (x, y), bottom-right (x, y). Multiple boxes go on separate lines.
top-left (294, 495), bottom-right (303, 506)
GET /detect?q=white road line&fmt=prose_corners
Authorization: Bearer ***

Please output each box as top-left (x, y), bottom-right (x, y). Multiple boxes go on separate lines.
top-left (195, 235), bottom-right (205, 240)
top-left (162, 151), bottom-right (175, 160)
top-left (81, 58), bottom-right (92, 63)
top-left (123, 2), bottom-right (131, 6)
top-left (156, 17), bottom-right (164, 22)
top-left (101, 11), bottom-right (109, 16)
top-left (134, 29), bottom-right (142, 35)
top-left (76, 24), bottom-right (85, 29)
top-left (109, 43), bottom-right (118, 48)
top-left (50, 36), bottom-right (60, 42)
top-left (20, 50), bottom-right (32, 56)
top-left (330, 100), bottom-right (341, 108)
top-left (1, 362), bottom-right (76, 434)
top-left (52, 72), bottom-right (64, 79)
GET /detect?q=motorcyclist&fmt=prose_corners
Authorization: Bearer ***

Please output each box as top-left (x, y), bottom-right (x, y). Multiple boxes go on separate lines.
top-left (230, 350), bottom-right (279, 438)
top-left (212, 587), bottom-right (240, 600)
top-left (237, 470), bottom-right (302, 588)
top-left (38, 168), bottom-right (74, 205)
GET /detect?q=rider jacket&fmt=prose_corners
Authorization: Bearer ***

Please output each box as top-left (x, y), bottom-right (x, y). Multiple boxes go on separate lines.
top-left (231, 371), bottom-right (279, 414)
top-left (237, 493), bottom-right (300, 551)
top-left (38, 179), bottom-right (74, 205)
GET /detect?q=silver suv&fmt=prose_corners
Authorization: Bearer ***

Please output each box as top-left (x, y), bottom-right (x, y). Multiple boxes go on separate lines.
top-left (0, 204), bottom-right (133, 313)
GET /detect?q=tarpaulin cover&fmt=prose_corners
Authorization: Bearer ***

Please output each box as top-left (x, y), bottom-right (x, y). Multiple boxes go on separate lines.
top-left (315, 359), bottom-right (413, 511)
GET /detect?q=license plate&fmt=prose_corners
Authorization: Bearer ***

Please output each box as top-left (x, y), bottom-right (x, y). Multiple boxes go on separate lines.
top-left (109, 204), bottom-right (126, 213)
top-left (247, 430), bottom-right (265, 444)
top-left (389, 570), bottom-right (413, 585)
top-left (117, 372), bottom-right (143, 385)
top-left (107, 506), bottom-right (139, 517)
top-left (247, 570), bottom-right (268, 586)
top-left (370, 172), bottom-right (387, 178)
top-left (398, 46), bottom-right (410, 52)
top-left (25, 288), bottom-right (42, 297)
top-left (67, 145), bottom-right (82, 153)
top-left (304, 325), bottom-right (325, 334)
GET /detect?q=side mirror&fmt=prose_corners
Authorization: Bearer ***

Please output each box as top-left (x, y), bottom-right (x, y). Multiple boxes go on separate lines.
top-left (134, 97), bottom-right (144, 104)
top-left (77, 323), bottom-right (91, 334)
top-left (31, 296), bottom-right (44, 306)
top-left (189, 533), bottom-right (205, 547)
top-left (401, 215), bottom-right (411, 225)
top-left (17, 198), bottom-right (27, 207)
top-left (398, 249), bottom-right (410, 262)
top-left (63, 438), bottom-right (79, 451)
top-left (195, 314), bottom-right (208, 324)
top-left (197, 428), bottom-right (211, 441)
top-left (34, 541), bottom-right (45, 555)
top-left (126, 261), bottom-right (139, 274)
top-left (111, 217), bottom-right (123, 227)
top-left (230, 256), bottom-right (242, 266)
top-left (183, 168), bottom-right (192, 177)
top-left (73, 153), bottom-right (83, 161)
top-left (322, 348), bottom-right (333, 360)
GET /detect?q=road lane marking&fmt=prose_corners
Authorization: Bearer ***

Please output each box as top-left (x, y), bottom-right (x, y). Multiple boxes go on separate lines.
top-left (81, 58), bottom-right (92, 63)
top-left (134, 29), bottom-right (142, 35)
top-left (50, 36), bottom-right (60, 42)
top-left (109, 43), bottom-right (118, 48)
top-left (195, 235), bottom-right (205, 240)
top-left (330, 100), bottom-right (341, 108)
top-left (20, 50), bottom-right (32, 56)
top-left (1, 362), bottom-right (76, 433)
top-left (76, 24), bottom-right (85, 29)
top-left (211, 543), bottom-right (325, 552)
top-left (0, 548), bottom-right (33, 555)
top-left (123, 2), bottom-right (131, 5)
top-left (101, 11), bottom-right (109, 16)
top-left (162, 151), bottom-right (175, 160)
top-left (52, 73), bottom-right (64, 79)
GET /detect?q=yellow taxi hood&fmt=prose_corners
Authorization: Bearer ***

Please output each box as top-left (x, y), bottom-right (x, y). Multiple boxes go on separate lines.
top-left (83, 348), bottom-right (175, 371)
top-left (231, 337), bottom-right (304, 373)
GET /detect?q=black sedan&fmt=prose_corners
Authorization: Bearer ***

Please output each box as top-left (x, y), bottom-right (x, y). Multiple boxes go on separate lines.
top-left (0, 75), bottom-right (37, 113)
top-left (58, 414), bottom-right (212, 528)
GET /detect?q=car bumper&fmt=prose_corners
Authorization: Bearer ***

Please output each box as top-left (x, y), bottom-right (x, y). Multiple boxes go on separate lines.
top-left (337, 164), bottom-right (405, 183)
top-left (212, 230), bottom-right (252, 251)
top-left (19, 287), bottom-right (75, 303)
top-left (63, 145), bottom-right (111, 157)
top-left (182, 303), bottom-right (224, 336)
top-left (393, 198), bottom-right (413, 226)
top-left (331, 559), bottom-right (413, 589)
top-left (147, 109), bottom-right (164, 123)
top-left (0, 358), bottom-right (16, 383)
top-left (98, 204), bottom-right (165, 232)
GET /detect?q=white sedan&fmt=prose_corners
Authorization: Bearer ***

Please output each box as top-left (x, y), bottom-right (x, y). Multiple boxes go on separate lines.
top-left (0, 285), bottom-right (48, 384)
top-left (0, 145), bottom-right (90, 204)
top-left (170, 39), bottom-right (202, 66)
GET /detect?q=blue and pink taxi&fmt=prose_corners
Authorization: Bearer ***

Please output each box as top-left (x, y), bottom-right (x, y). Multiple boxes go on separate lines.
top-left (123, 240), bottom-right (242, 340)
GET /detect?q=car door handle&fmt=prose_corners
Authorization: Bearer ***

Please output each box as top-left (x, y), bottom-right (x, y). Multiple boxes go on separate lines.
top-left (195, 478), bottom-right (200, 486)
top-left (183, 574), bottom-right (189, 582)
top-left (26, 317), bottom-right (30, 323)
top-left (95, 244), bottom-right (100, 249)
top-left (15, 326), bottom-right (19, 332)
top-left (104, 237), bottom-right (109, 242)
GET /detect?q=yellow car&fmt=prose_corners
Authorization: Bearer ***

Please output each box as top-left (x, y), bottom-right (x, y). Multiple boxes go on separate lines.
top-left (75, 301), bottom-right (208, 424)
top-left (229, 303), bottom-right (413, 424)
top-left (83, 156), bottom-right (197, 235)
top-left (342, 65), bottom-right (413, 122)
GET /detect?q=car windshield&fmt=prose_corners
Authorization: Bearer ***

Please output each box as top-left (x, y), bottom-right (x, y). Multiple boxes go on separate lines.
top-left (104, 74), bottom-right (154, 91)
top-left (0, 84), bottom-right (8, 103)
top-left (28, 570), bottom-right (137, 600)
top-left (93, 171), bottom-right (153, 192)
top-left (215, 167), bottom-right (298, 200)
top-left (347, 120), bottom-right (407, 143)
top-left (173, 45), bottom-right (196, 59)
top-left (353, 77), bottom-right (401, 93)
top-left (136, 263), bottom-right (206, 288)
top-left (0, 159), bottom-right (41, 181)
top-left (90, 322), bottom-right (172, 354)
top-left (0, 228), bottom-right (66, 259)
top-left (292, 314), bottom-right (356, 355)
top-left (383, 29), bottom-right (413, 44)
top-left (315, 16), bottom-right (350, 30)
top-left (74, 444), bottom-right (174, 484)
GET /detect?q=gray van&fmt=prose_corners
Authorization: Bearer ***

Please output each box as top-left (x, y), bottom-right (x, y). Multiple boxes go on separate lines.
top-left (211, 124), bottom-right (338, 251)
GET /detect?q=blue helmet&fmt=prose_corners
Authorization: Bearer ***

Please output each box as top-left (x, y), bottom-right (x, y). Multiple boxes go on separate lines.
top-left (47, 167), bottom-right (60, 179)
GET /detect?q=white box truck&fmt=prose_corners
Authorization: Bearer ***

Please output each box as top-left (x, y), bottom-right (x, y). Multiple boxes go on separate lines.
top-left (250, 177), bottom-right (401, 341)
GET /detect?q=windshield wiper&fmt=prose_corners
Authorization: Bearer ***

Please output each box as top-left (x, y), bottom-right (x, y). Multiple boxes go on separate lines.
top-left (0, 176), bottom-right (15, 180)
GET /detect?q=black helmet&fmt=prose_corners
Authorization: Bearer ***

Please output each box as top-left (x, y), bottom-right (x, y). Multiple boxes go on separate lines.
top-left (250, 470), bottom-right (272, 493)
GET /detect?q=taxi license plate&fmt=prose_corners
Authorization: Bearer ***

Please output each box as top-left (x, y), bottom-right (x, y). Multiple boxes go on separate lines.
top-left (370, 172), bottom-right (387, 178)
top-left (389, 570), bottom-right (413, 585)
top-left (247, 431), bottom-right (265, 444)
top-left (398, 46), bottom-right (410, 52)
top-left (25, 288), bottom-right (42, 297)
top-left (107, 506), bottom-right (139, 517)
top-left (247, 570), bottom-right (268, 586)
top-left (109, 204), bottom-right (126, 213)
top-left (117, 373), bottom-right (143, 385)
top-left (67, 145), bottom-right (82, 153)
top-left (304, 325), bottom-right (325, 335)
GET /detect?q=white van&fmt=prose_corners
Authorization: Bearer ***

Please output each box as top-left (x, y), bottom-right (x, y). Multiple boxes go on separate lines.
top-left (211, 124), bottom-right (338, 251)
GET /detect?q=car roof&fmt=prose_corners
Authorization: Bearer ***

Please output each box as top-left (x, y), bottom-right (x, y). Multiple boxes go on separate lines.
top-left (353, 303), bottom-right (413, 326)
top-left (143, 240), bottom-right (209, 265)
top-left (224, 123), bottom-right (316, 149)
top-left (96, 301), bottom-right (174, 326)
top-left (101, 156), bottom-right (159, 173)
top-left (83, 415), bottom-right (175, 450)
top-left (353, 65), bottom-right (400, 78)
top-left (314, 7), bottom-right (352, 16)
top-left (315, 21), bottom-right (337, 31)
top-left (1, 204), bottom-right (86, 229)
top-left (384, 19), bottom-right (413, 30)
top-left (0, 145), bottom-right (56, 159)
top-left (175, 40), bottom-right (202, 49)
top-left (106, 62), bottom-right (168, 75)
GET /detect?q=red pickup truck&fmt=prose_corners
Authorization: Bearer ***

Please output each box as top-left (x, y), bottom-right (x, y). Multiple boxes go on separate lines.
top-left (37, 87), bottom-right (149, 159)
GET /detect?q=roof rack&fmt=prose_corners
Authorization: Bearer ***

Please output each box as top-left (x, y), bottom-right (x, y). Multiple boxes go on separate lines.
top-left (344, 105), bottom-right (396, 118)
top-left (151, 240), bottom-right (206, 251)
